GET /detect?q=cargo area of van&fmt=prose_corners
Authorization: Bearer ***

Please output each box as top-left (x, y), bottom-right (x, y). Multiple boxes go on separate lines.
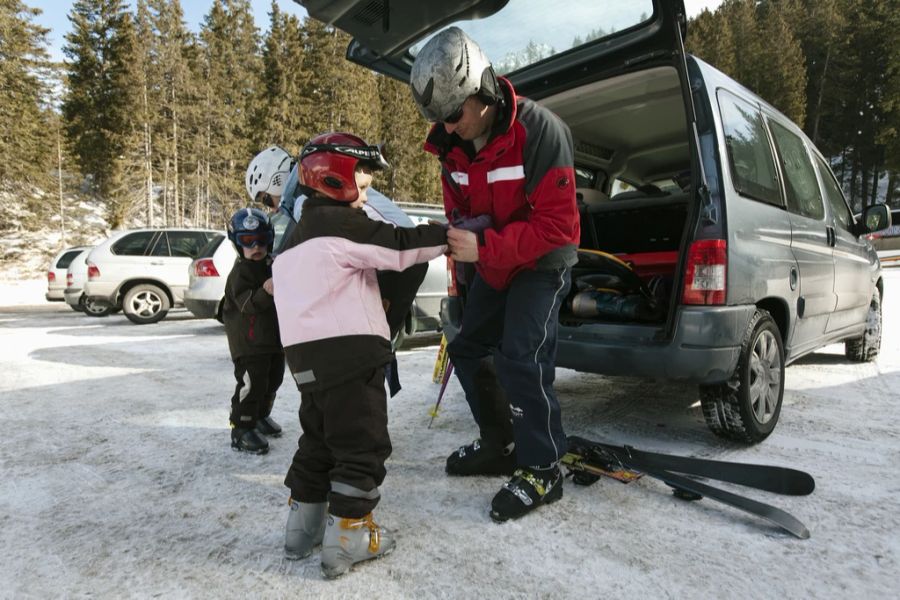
top-left (542, 65), bottom-right (693, 328)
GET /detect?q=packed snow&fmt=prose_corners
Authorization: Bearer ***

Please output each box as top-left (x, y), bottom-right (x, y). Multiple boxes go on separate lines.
top-left (1, 271), bottom-right (899, 599)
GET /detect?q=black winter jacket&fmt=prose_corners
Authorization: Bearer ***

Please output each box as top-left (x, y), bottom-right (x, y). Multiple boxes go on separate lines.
top-left (222, 255), bottom-right (282, 359)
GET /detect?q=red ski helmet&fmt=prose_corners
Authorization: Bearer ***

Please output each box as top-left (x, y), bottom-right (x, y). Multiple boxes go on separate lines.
top-left (298, 132), bottom-right (390, 202)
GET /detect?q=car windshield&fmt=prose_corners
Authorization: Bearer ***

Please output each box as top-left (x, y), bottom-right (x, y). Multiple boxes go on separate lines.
top-left (411, 1), bottom-right (655, 75)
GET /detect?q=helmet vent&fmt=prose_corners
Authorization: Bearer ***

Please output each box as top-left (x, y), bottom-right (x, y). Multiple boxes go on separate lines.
top-left (324, 176), bottom-right (343, 189)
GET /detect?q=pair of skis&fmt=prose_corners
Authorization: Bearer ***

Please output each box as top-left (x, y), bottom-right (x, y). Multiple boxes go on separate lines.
top-left (562, 436), bottom-right (815, 539)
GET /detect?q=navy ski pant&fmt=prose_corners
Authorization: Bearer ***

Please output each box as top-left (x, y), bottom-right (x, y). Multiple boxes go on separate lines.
top-left (447, 267), bottom-right (572, 467)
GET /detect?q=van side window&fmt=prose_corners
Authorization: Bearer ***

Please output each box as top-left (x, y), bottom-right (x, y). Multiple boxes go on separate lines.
top-left (768, 121), bottom-right (824, 221)
top-left (717, 91), bottom-right (781, 206)
top-left (111, 231), bottom-right (156, 256)
top-left (813, 155), bottom-right (853, 231)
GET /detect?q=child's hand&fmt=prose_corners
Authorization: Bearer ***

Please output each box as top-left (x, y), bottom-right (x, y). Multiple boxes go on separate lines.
top-left (263, 278), bottom-right (274, 295)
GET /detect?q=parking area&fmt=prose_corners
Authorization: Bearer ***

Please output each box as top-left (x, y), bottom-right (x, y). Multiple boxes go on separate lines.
top-left (1, 270), bottom-right (899, 598)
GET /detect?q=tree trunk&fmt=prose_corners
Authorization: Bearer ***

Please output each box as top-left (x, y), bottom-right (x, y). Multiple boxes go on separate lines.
top-left (886, 172), bottom-right (898, 207)
top-left (163, 158), bottom-right (169, 227)
top-left (870, 165), bottom-right (880, 206)
top-left (811, 46), bottom-right (830, 145)
top-left (57, 127), bottom-right (66, 247)
top-left (143, 82), bottom-right (154, 227)
top-left (173, 112), bottom-right (180, 227)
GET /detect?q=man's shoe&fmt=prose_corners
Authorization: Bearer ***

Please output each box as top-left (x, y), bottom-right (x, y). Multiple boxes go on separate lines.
top-left (320, 513), bottom-right (396, 579)
top-left (489, 465), bottom-right (563, 522)
top-left (445, 439), bottom-right (516, 476)
top-left (256, 416), bottom-right (282, 437)
top-left (230, 427), bottom-right (269, 454)
top-left (285, 498), bottom-right (327, 560)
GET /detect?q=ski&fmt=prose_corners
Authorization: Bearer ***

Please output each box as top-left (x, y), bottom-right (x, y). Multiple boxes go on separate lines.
top-left (567, 436), bottom-right (815, 496)
top-left (563, 436), bottom-right (812, 539)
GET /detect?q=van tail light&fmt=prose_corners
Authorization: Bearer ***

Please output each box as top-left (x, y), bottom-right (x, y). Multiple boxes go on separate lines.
top-left (47, 271), bottom-right (56, 283)
top-left (66, 273), bottom-right (73, 287)
top-left (446, 256), bottom-right (458, 297)
top-left (87, 263), bottom-right (100, 280)
top-left (681, 239), bottom-right (727, 305)
top-left (194, 259), bottom-right (220, 277)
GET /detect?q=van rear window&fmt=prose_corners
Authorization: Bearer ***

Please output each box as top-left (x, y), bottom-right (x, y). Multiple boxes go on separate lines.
top-left (717, 90), bottom-right (782, 207)
top-left (56, 250), bottom-right (82, 269)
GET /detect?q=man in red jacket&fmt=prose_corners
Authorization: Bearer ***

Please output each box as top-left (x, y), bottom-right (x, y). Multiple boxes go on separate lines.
top-left (411, 26), bottom-right (580, 522)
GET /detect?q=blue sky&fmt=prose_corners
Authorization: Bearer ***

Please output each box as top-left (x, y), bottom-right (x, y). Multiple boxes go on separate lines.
top-left (30, 0), bottom-right (309, 62)
top-left (29, 0), bottom-right (722, 63)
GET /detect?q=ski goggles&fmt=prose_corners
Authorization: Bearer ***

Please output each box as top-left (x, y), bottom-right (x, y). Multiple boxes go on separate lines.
top-left (235, 231), bottom-right (274, 249)
top-left (300, 143), bottom-right (390, 170)
top-left (440, 103), bottom-right (465, 125)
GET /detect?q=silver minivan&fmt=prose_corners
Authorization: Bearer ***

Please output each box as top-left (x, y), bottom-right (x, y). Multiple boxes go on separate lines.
top-left (298, 0), bottom-right (891, 443)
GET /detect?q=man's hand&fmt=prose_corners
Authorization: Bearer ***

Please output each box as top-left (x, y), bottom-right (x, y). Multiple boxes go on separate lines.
top-left (263, 278), bottom-right (274, 295)
top-left (447, 227), bottom-right (479, 263)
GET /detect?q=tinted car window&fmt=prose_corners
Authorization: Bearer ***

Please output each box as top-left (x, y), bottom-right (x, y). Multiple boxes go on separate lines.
top-left (197, 234), bottom-right (225, 259)
top-left (150, 233), bottom-right (170, 257)
top-left (56, 250), bottom-right (83, 269)
top-left (168, 231), bottom-right (210, 258)
top-left (769, 121), bottom-right (824, 221)
top-left (717, 91), bottom-right (782, 206)
top-left (111, 231), bottom-right (156, 256)
top-left (814, 155), bottom-right (852, 231)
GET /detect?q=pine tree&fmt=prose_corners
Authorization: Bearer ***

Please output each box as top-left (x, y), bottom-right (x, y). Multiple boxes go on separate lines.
top-left (199, 0), bottom-right (263, 222)
top-left (147, 0), bottom-right (194, 226)
top-left (376, 75), bottom-right (440, 204)
top-left (755, 3), bottom-right (806, 125)
top-left (0, 0), bottom-right (53, 185)
top-left (61, 0), bottom-right (142, 227)
top-left (259, 1), bottom-right (311, 152)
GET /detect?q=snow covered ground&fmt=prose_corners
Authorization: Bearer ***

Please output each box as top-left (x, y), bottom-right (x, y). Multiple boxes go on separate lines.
top-left (1, 272), bottom-right (899, 599)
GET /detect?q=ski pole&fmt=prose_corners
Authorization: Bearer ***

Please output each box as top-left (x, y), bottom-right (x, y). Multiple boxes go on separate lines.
top-left (428, 361), bottom-right (453, 428)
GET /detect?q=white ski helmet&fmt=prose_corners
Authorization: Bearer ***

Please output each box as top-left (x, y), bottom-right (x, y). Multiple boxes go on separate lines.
top-left (409, 26), bottom-right (500, 123)
top-left (245, 145), bottom-right (294, 204)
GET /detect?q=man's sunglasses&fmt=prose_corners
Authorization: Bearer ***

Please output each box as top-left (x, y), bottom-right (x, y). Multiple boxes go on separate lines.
top-left (236, 231), bottom-right (274, 248)
top-left (441, 104), bottom-right (465, 125)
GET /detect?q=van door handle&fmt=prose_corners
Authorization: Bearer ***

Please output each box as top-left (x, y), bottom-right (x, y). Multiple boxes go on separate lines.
top-left (826, 226), bottom-right (836, 247)
top-left (150, 261), bottom-right (165, 265)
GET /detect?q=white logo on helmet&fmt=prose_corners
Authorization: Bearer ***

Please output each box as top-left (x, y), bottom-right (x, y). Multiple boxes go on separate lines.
top-left (242, 215), bottom-right (260, 231)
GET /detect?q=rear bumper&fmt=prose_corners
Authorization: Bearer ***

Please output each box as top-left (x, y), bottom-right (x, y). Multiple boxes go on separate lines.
top-left (45, 288), bottom-right (65, 301)
top-left (184, 298), bottom-right (220, 319)
top-left (64, 288), bottom-right (82, 307)
top-left (83, 280), bottom-right (118, 304)
top-left (441, 297), bottom-right (753, 384)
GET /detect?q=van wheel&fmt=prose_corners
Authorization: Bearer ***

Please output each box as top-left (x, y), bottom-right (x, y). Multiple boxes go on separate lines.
top-left (699, 309), bottom-right (785, 444)
top-left (845, 291), bottom-right (881, 362)
top-left (122, 284), bottom-right (170, 324)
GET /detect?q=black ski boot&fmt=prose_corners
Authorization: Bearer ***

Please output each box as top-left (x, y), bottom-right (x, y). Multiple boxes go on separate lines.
top-left (231, 427), bottom-right (269, 454)
top-left (256, 416), bottom-right (282, 438)
top-left (490, 465), bottom-right (563, 522)
top-left (446, 439), bottom-right (516, 476)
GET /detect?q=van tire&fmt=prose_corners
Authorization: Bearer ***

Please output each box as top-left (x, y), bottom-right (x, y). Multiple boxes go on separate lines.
top-left (699, 309), bottom-right (785, 444)
top-left (845, 291), bottom-right (881, 362)
top-left (122, 284), bottom-right (170, 324)
top-left (81, 295), bottom-right (113, 317)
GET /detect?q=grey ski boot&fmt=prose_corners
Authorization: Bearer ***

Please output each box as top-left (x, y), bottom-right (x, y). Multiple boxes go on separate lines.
top-left (284, 499), bottom-right (327, 560)
top-left (320, 513), bottom-right (396, 578)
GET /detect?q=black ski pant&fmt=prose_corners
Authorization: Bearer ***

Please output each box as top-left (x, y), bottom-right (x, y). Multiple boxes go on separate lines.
top-left (229, 352), bottom-right (285, 429)
top-left (447, 267), bottom-right (571, 467)
top-left (285, 367), bottom-right (392, 518)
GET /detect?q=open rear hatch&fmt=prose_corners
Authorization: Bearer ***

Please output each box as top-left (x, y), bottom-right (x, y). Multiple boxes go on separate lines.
top-left (297, 0), bottom-right (709, 334)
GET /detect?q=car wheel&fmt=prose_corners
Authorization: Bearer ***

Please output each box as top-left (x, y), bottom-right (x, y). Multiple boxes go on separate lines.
top-left (845, 290), bottom-right (881, 362)
top-left (122, 284), bottom-right (170, 324)
top-left (699, 309), bottom-right (784, 444)
top-left (81, 295), bottom-right (113, 317)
